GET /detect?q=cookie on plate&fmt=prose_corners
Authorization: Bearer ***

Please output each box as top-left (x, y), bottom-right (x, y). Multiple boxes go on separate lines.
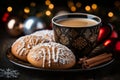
top-left (11, 35), bottom-right (45, 61)
top-left (27, 42), bottom-right (76, 69)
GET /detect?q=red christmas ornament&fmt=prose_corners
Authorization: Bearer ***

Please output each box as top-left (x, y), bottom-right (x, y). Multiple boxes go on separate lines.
top-left (115, 41), bottom-right (120, 51)
top-left (2, 12), bottom-right (9, 22)
top-left (110, 30), bottom-right (118, 38)
top-left (98, 25), bottom-right (112, 42)
top-left (98, 28), bottom-right (105, 41)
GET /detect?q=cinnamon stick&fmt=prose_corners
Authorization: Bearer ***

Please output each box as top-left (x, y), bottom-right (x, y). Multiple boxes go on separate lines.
top-left (78, 53), bottom-right (113, 69)
top-left (84, 53), bottom-right (112, 65)
top-left (83, 56), bottom-right (112, 68)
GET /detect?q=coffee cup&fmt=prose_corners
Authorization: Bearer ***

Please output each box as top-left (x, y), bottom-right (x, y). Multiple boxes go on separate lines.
top-left (52, 13), bottom-right (113, 59)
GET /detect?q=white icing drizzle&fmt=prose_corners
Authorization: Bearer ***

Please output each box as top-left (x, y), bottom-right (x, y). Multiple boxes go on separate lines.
top-left (16, 39), bottom-right (25, 56)
top-left (12, 35), bottom-right (43, 56)
top-left (52, 47), bottom-right (59, 62)
top-left (41, 48), bottom-right (46, 67)
top-left (30, 42), bottom-right (75, 68)
top-left (47, 47), bottom-right (51, 67)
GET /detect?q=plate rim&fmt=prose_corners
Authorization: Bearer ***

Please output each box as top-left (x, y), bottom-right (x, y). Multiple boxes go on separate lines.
top-left (6, 48), bottom-right (114, 72)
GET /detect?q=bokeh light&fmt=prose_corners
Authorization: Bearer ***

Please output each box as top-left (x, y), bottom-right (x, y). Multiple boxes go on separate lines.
top-left (108, 12), bottom-right (114, 17)
top-left (24, 7), bottom-right (30, 14)
top-left (45, 10), bottom-right (51, 16)
top-left (68, 1), bottom-right (74, 8)
top-left (49, 4), bottom-right (54, 9)
top-left (7, 6), bottom-right (12, 12)
top-left (92, 4), bottom-right (97, 10)
top-left (104, 39), bottom-right (112, 46)
top-left (8, 19), bottom-right (16, 29)
top-left (76, 2), bottom-right (82, 8)
top-left (45, 0), bottom-right (51, 5)
top-left (71, 6), bottom-right (76, 12)
top-left (2, 13), bottom-right (9, 22)
top-left (85, 5), bottom-right (91, 11)
top-left (24, 19), bottom-right (34, 30)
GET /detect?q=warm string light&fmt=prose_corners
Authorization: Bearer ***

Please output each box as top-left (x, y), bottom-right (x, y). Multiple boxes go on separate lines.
top-left (45, 0), bottom-right (54, 10)
top-left (68, 2), bottom-right (97, 12)
top-left (7, 6), bottom-right (12, 12)
top-left (91, 4), bottom-right (97, 10)
top-left (4, 1), bottom-right (118, 23)
top-left (71, 6), bottom-right (76, 12)
top-left (44, 0), bottom-right (54, 16)
top-left (108, 12), bottom-right (114, 17)
top-left (45, 10), bottom-right (51, 16)
top-left (48, 4), bottom-right (54, 10)
top-left (68, 1), bottom-right (82, 12)
top-left (85, 5), bottom-right (91, 11)
top-left (16, 1), bottom-right (114, 18)
top-left (24, 7), bottom-right (30, 14)
top-left (68, 1), bottom-right (98, 12)
top-left (85, 4), bottom-right (97, 12)
top-left (45, 0), bottom-right (51, 5)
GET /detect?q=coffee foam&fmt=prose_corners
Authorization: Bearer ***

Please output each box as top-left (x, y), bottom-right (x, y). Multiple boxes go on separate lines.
top-left (57, 18), bottom-right (98, 27)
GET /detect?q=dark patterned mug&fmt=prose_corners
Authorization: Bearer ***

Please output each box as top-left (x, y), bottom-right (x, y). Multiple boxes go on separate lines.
top-left (52, 13), bottom-right (113, 59)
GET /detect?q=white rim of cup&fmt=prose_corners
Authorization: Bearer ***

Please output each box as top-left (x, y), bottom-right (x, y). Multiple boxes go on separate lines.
top-left (52, 13), bottom-right (101, 28)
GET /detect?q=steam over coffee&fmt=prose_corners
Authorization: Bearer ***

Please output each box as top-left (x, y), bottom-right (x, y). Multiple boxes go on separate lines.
top-left (57, 18), bottom-right (98, 27)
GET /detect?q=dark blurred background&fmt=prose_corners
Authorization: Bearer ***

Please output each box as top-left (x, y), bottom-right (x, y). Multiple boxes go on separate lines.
top-left (0, 0), bottom-right (120, 39)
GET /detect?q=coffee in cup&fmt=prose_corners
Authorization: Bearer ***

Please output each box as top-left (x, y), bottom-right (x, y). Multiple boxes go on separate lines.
top-left (57, 18), bottom-right (98, 27)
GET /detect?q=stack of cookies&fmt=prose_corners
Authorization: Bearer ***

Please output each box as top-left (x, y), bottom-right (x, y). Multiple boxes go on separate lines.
top-left (11, 30), bottom-right (76, 69)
